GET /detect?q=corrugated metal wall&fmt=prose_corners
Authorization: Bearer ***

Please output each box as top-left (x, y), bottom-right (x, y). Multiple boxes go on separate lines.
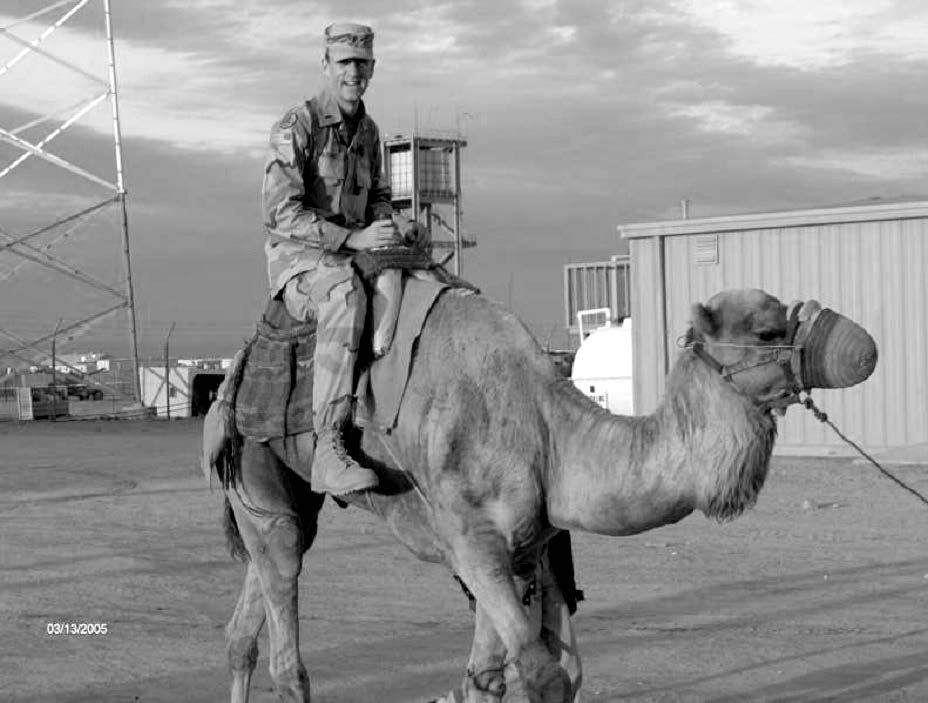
top-left (627, 216), bottom-right (928, 453)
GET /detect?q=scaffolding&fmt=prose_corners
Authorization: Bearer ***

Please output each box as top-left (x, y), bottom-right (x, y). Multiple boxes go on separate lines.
top-left (0, 0), bottom-right (140, 402)
top-left (383, 133), bottom-right (476, 276)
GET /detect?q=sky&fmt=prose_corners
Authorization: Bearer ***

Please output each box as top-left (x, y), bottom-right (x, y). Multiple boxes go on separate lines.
top-left (2, 0), bottom-right (928, 363)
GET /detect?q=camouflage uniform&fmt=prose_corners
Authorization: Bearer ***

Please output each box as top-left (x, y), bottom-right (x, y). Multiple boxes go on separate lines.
top-left (263, 90), bottom-right (393, 431)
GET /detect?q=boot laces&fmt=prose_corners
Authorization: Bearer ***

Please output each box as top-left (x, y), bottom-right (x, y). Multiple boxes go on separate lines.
top-left (327, 428), bottom-right (352, 462)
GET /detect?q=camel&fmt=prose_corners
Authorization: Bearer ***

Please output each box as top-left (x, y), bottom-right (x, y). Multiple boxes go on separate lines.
top-left (207, 286), bottom-right (876, 703)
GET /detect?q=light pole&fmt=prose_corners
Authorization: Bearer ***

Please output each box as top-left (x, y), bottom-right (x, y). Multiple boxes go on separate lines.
top-left (164, 321), bottom-right (175, 419)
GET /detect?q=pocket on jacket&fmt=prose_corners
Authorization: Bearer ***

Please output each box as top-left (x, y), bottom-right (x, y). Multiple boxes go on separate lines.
top-left (318, 152), bottom-right (346, 184)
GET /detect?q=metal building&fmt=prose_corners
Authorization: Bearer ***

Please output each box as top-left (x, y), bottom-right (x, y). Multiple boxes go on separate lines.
top-left (619, 199), bottom-right (928, 455)
top-left (138, 365), bottom-right (226, 418)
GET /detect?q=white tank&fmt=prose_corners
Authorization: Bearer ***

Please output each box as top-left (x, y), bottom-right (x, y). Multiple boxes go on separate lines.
top-left (571, 319), bottom-right (634, 415)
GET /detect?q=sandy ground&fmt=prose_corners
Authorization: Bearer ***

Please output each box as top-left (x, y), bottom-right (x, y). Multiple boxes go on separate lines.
top-left (2, 418), bottom-right (928, 703)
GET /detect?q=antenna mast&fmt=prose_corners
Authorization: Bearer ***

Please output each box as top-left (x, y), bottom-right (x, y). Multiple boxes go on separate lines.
top-left (0, 0), bottom-right (141, 402)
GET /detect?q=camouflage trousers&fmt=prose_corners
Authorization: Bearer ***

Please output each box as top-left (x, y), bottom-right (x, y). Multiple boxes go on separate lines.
top-left (281, 255), bottom-right (366, 430)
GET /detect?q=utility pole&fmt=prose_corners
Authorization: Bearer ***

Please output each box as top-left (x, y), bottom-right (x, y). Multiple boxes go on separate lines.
top-left (163, 321), bottom-right (175, 419)
top-left (453, 140), bottom-right (463, 276)
top-left (50, 318), bottom-right (62, 421)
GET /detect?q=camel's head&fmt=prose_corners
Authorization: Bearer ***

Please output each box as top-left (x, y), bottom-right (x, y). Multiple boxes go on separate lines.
top-left (688, 288), bottom-right (877, 410)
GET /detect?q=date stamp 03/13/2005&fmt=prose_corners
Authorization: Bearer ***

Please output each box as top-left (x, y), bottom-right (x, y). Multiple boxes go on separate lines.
top-left (46, 623), bottom-right (108, 636)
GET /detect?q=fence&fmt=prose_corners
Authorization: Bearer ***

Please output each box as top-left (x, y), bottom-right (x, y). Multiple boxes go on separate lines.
top-left (0, 357), bottom-right (169, 421)
top-left (0, 386), bottom-right (69, 420)
top-left (0, 387), bottom-right (23, 420)
top-left (563, 255), bottom-right (631, 335)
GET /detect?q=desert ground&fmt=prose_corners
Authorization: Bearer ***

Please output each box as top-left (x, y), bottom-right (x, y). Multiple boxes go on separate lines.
top-left (2, 417), bottom-right (927, 702)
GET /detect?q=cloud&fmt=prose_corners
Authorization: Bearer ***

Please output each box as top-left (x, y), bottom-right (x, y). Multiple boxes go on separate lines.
top-left (667, 0), bottom-right (928, 69)
top-left (662, 99), bottom-right (807, 144)
top-left (0, 11), bottom-right (272, 155)
top-left (3, 0), bottom-right (928, 359)
top-left (779, 147), bottom-right (928, 180)
top-left (0, 188), bottom-right (112, 227)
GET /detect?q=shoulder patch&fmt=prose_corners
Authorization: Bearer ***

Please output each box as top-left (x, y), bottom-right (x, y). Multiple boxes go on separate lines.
top-left (277, 110), bottom-right (299, 130)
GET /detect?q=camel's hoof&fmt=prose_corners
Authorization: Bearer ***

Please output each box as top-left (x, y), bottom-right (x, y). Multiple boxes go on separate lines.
top-left (515, 643), bottom-right (571, 703)
top-left (463, 664), bottom-right (506, 701)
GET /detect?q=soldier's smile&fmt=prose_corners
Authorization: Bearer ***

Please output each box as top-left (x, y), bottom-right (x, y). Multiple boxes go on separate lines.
top-left (323, 57), bottom-right (374, 113)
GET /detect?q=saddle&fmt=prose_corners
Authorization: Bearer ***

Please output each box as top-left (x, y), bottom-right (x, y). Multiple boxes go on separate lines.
top-left (231, 251), bottom-right (475, 440)
top-left (353, 245), bottom-right (442, 358)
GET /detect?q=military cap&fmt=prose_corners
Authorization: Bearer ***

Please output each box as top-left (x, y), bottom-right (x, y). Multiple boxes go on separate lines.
top-left (324, 23), bottom-right (374, 61)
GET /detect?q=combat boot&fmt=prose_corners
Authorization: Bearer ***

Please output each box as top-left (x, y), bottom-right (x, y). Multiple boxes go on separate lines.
top-left (310, 426), bottom-right (379, 495)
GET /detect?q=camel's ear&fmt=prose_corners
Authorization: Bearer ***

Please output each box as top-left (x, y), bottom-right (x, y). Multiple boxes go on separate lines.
top-left (691, 303), bottom-right (718, 338)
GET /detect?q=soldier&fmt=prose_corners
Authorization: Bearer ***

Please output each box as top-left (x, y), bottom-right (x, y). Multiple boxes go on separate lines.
top-left (263, 23), bottom-right (421, 495)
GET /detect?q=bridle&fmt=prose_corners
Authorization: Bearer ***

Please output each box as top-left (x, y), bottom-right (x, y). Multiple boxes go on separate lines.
top-left (688, 304), bottom-right (807, 411)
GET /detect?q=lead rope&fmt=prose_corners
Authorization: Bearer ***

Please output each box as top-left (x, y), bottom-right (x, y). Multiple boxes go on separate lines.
top-left (375, 431), bottom-right (433, 512)
top-left (799, 392), bottom-right (928, 507)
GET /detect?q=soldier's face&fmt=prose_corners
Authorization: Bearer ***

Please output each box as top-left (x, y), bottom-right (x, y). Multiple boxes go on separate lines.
top-left (323, 56), bottom-right (374, 113)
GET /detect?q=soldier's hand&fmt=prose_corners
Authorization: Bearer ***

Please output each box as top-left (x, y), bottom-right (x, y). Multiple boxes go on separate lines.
top-left (344, 220), bottom-right (400, 251)
top-left (402, 221), bottom-right (431, 250)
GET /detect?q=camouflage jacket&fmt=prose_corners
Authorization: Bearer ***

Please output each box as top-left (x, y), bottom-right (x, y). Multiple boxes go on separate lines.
top-left (263, 90), bottom-right (393, 295)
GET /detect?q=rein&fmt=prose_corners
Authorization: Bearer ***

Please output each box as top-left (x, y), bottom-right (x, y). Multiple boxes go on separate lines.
top-left (799, 394), bottom-right (928, 508)
top-left (352, 245), bottom-right (435, 282)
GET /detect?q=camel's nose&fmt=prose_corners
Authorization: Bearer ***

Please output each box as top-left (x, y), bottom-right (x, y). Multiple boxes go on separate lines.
top-left (802, 309), bottom-right (878, 389)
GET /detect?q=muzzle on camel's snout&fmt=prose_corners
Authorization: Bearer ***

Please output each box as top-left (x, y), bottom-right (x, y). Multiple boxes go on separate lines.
top-left (787, 300), bottom-right (878, 390)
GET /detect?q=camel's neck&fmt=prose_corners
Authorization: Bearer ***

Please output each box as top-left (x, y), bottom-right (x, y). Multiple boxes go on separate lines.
top-left (543, 351), bottom-right (777, 536)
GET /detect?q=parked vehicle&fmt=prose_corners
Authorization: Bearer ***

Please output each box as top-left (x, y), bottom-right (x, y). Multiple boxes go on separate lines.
top-left (66, 384), bottom-right (104, 400)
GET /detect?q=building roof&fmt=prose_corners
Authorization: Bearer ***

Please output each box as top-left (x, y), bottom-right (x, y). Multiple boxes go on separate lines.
top-left (619, 197), bottom-right (928, 240)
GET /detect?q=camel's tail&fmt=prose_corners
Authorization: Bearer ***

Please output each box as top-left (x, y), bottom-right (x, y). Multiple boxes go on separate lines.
top-left (201, 399), bottom-right (243, 488)
top-left (201, 348), bottom-right (249, 487)
top-left (206, 400), bottom-right (248, 562)
top-left (223, 495), bottom-right (250, 562)
top-left (202, 381), bottom-right (249, 562)
top-left (200, 399), bottom-right (223, 485)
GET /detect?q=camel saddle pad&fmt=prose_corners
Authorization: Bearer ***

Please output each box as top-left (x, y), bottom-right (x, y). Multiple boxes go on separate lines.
top-left (234, 298), bottom-right (317, 440)
top-left (357, 276), bottom-right (450, 432)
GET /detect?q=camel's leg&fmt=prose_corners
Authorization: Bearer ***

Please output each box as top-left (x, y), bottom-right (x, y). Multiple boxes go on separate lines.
top-left (460, 567), bottom-right (582, 703)
top-left (227, 438), bottom-right (319, 703)
top-left (449, 559), bottom-right (580, 703)
top-left (462, 603), bottom-right (507, 702)
top-left (537, 557), bottom-right (581, 703)
top-left (451, 537), bottom-right (569, 703)
top-left (228, 489), bottom-right (308, 701)
top-left (227, 561), bottom-right (265, 703)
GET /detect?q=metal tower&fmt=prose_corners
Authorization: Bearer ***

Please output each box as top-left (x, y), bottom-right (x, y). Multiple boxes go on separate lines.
top-left (0, 0), bottom-right (141, 402)
top-left (383, 132), bottom-right (476, 276)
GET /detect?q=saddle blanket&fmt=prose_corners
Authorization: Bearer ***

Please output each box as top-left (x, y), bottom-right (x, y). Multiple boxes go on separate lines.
top-left (234, 299), bottom-right (317, 440)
